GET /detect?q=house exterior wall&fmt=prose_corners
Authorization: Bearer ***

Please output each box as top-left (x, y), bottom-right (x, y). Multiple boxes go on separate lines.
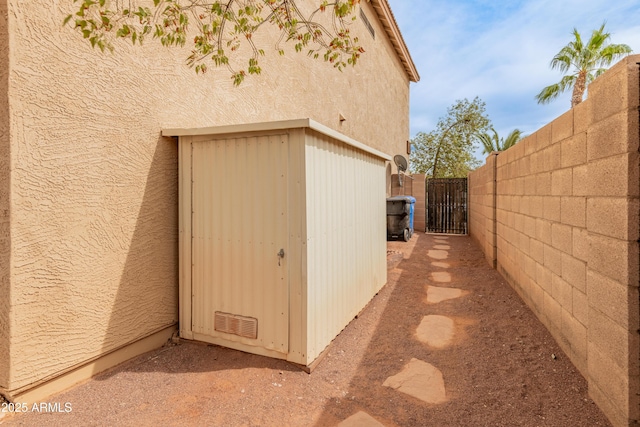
top-left (0, 0), bottom-right (10, 392)
top-left (2, 0), bottom-right (414, 397)
top-left (468, 55), bottom-right (640, 427)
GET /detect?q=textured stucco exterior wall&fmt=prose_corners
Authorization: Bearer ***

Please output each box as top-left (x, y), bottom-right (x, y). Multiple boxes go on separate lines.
top-left (468, 55), bottom-right (640, 427)
top-left (0, 0), bottom-right (10, 391)
top-left (4, 1), bottom-right (413, 393)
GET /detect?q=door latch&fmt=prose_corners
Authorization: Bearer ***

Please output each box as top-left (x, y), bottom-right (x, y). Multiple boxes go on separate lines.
top-left (277, 248), bottom-right (285, 266)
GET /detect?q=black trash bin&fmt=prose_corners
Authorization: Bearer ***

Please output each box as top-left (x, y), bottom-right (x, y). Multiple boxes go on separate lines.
top-left (386, 196), bottom-right (416, 242)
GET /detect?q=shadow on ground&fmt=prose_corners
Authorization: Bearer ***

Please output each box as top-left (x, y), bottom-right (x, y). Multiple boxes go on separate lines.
top-left (312, 233), bottom-right (610, 427)
top-left (5, 234), bottom-right (611, 427)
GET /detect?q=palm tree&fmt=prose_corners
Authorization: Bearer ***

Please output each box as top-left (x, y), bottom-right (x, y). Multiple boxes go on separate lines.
top-left (536, 23), bottom-right (632, 108)
top-left (477, 128), bottom-right (522, 155)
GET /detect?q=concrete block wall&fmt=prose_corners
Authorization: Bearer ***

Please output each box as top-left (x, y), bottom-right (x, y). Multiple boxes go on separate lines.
top-left (468, 55), bottom-right (640, 427)
top-left (391, 173), bottom-right (426, 232)
top-left (468, 153), bottom-right (498, 267)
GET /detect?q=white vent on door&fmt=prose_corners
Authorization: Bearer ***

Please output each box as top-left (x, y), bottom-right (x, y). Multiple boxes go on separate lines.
top-left (214, 312), bottom-right (258, 339)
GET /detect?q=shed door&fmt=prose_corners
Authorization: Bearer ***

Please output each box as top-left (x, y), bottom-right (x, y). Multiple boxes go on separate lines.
top-left (190, 134), bottom-right (289, 355)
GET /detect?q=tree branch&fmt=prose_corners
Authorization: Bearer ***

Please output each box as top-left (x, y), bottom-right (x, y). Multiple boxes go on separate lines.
top-left (64, 0), bottom-right (362, 84)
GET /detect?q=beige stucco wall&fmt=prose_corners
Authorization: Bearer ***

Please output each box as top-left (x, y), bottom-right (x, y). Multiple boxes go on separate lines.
top-left (3, 1), bottom-right (413, 395)
top-left (468, 55), bottom-right (640, 427)
top-left (0, 0), bottom-right (10, 391)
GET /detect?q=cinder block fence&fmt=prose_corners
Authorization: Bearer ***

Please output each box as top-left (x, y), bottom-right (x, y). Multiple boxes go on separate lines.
top-left (468, 55), bottom-right (640, 427)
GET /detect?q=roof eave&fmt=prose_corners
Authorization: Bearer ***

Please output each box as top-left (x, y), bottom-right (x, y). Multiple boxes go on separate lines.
top-left (370, 0), bottom-right (420, 83)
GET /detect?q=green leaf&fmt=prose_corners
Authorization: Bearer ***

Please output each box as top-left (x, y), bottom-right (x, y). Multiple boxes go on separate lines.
top-left (65, 0), bottom-right (364, 82)
top-left (116, 25), bottom-right (130, 38)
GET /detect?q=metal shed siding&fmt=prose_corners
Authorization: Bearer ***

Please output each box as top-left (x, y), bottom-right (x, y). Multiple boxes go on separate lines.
top-left (189, 132), bottom-right (291, 357)
top-left (304, 130), bottom-right (387, 362)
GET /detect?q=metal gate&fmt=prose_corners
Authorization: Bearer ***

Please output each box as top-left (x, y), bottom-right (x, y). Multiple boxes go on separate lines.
top-left (427, 178), bottom-right (468, 234)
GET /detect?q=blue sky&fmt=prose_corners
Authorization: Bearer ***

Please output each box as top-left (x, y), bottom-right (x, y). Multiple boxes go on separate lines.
top-left (385, 0), bottom-right (640, 158)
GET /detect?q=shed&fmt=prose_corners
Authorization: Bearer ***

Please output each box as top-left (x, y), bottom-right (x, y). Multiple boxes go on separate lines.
top-left (163, 119), bottom-right (390, 367)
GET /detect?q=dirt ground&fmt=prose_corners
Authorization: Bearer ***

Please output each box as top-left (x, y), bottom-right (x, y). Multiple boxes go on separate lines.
top-left (1, 233), bottom-right (611, 426)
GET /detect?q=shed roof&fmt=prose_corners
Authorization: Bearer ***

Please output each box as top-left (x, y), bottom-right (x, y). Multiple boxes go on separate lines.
top-left (162, 118), bottom-right (393, 161)
top-left (371, 0), bottom-right (420, 82)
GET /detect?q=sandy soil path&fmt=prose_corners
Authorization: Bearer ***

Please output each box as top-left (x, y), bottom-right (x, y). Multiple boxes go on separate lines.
top-left (2, 233), bottom-right (611, 426)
